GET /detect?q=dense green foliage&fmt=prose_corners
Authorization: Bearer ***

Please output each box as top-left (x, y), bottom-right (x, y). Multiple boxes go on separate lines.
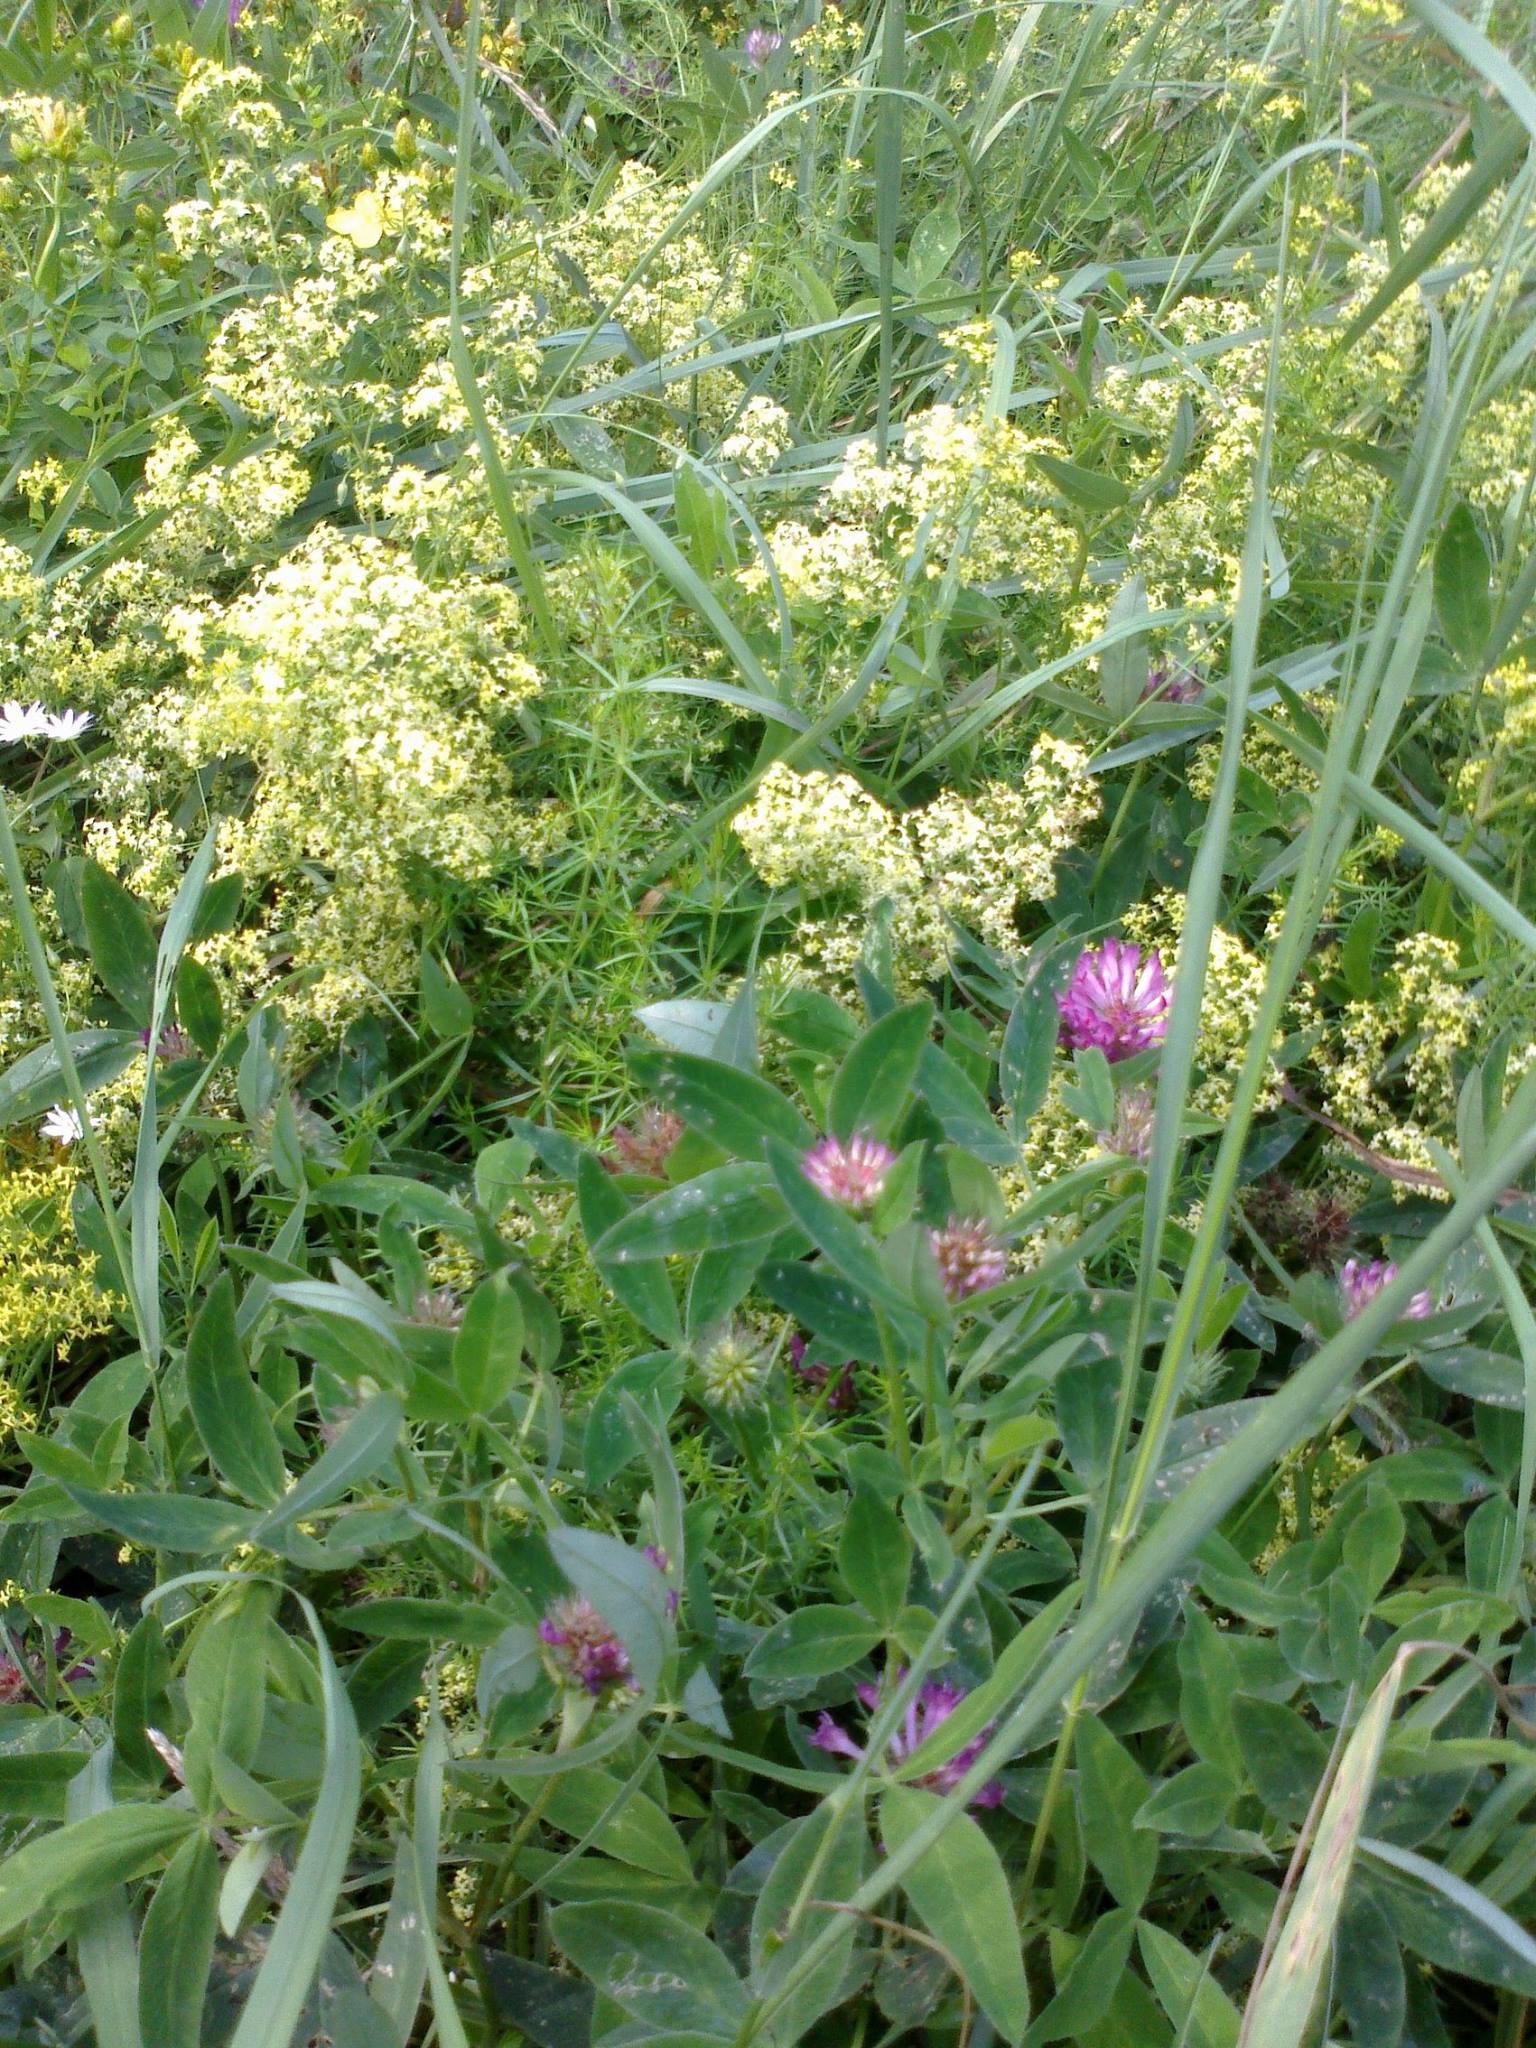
top-left (2, 0), bottom-right (1536, 2042)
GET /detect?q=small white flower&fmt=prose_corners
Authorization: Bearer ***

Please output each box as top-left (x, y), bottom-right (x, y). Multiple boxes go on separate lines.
top-left (39, 707), bottom-right (93, 741)
top-left (0, 701), bottom-right (51, 744)
top-left (40, 1104), bottom-right (84, 1145)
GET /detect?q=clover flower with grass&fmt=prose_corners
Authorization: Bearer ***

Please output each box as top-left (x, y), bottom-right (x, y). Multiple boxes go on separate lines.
top-left (929, 1216), bottom-right (1007, 1302)
top-left (811, 1675), bottom-right (1003, 1807)
top-left (744, 26), bottom-right (784, 66)
top-left (1057, 938), bottom-right (1169, 1061)
top-left (802, 1132), bottom-right (896, 1213)
top-left (1339, 1258), bottom-right (1432, 1322)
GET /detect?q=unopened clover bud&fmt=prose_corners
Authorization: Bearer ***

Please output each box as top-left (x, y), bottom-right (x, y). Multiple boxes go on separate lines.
top-left (38, 100), bottom-right (84, 159)
top-left (359, 139), bottom-right (380, 171)
top-left (109, 13), bottom-right (134, 44)
top-left (133, 202), bottom-right (157, 234)
top-left (95, 216), bottom-right (123, 249)
top-left (393, 115), bottom-right (416, 161)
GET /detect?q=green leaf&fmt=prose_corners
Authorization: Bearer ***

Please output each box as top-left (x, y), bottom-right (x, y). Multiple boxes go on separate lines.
top-left (591, 1161), bottom-right (785, 1264)
top-left (1098, 573), bottom-right (1151, 718)
top-left (113, 1614), bottom-right (172, 1782)
top-left (1232, 1696), bottom-right (1329, 1824)
top-left (880, 1784), bottom-right (1030, 2044)
top-left (1138, 1922), bottom-right (1240, 2048)
top-left (247, 1392), bottom-right (403, 1546)
top-left (1134, 1761), bottom-right (1232, 1840)
top-left (548, 1527), bottom-right (671, 1695)
top-left (1434, 501), bottom-right (1492, 667)
top-left (0, 1804), bottom-right (198, 1940)
top-left (79, 861), bottom-right (157, 1023)
top-left (550, 1901), bottom-right (750, 2038)
top-left (226, 1596), bottom-right (362, 2048)
top-left (1032, 450), bottom-right (1132, 510)
top-left (1001, 969), bottom-right (1061, 1133)
top-left (185, 1276), bottom-right (287, 1507)
top-left (529, 1773), bottom-right (692, 1881)
top-left (839, 1490), bottom-right (911, 1628)
top-left (0, 1751), bottom-right (88, 1819)
top-left (0, 1029), bottom-right (142, 1128)
top-left (750, 1804), bottom-right (870, 2037)
top-left (419, 950), bottom-right (474, 1039)
top-left (630, 1049), bottom-right (811, 1157)
top-left (175, 956), bottom-right (223, 1056)
top-left (138, 1829), bottom-right (219, 2048)
top-left (341, 1600), bottom-right (513, 1647)
top-left (1076, 1717), bottom-right (1158, 1908)
top-left (184, 1584), bottom-right (270, 1801)
top-left (1023, 1905), bottom-right (1137, 2045)
top-left (744, 1605), bottom-right (881, 1684)
top-left (914, 1044), bottom-right (1017, 1164)
top-left (757, 1258), bottom-right (909, 1364)
top-left (577, 1153), bottom-right (683, 1342)
top-left (452, 1271), bottom-right (525, 1415)
top-left (827, 999), bottom-right (932, 1141)
top-left (62, 1488), bottom-right (258, 1554)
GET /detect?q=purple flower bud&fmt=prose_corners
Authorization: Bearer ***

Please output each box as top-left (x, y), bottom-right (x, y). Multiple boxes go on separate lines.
top-left (1339, 1258), bottom-right (1432, 1322)
top-left (745, 27), bottom-right (784, 67)
top-left (1056, 938), bottom-right (1170, 1062)
top-left (801, 1132), bottom-right (897, 1212)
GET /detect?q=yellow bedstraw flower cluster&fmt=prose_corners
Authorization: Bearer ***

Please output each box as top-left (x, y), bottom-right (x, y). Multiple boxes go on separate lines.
top-left (1124, 890), bottom-right (1280, 1118)
top-left (745, 404), bottom-right (1079, 622)
top-left (137, 427), bottom-right (311, 574)
top-left (1258, 1436), bottom-right (1369, 1574)
top-left (1320, 934), bottom-right (1478, 1190)
top-left (95, 529), bottom-right (542, 1043)
top-left (720, 395), bottom-right (793, 474)
top-left (0, 1161), bottom-right (117, 1360)
top-left (733, 737), bottom-right (1097, 990)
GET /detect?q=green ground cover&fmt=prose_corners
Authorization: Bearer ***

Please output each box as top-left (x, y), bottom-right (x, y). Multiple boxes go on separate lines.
top-left (1, 0), bottom-right (1536, 2040)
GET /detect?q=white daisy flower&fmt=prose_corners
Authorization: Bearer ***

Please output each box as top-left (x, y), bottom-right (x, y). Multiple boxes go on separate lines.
top-left (40, 1104), bottom-right (84, 1145)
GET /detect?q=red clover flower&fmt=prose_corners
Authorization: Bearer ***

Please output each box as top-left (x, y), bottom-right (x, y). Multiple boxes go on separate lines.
top-left (1056, 938), bottom-right (1170, 1061)
top-left (1339, 1258), bottom-right (1432, 1322)
top-left (810, 1674), bottom-right (1003, 1808)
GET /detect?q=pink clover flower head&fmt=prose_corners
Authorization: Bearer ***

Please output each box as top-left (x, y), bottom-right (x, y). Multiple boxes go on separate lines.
top-left (929, 1215), bottom-right (1007, 1302)
top-left (1339, 1257), bottom-right (1432, 1323)
top-left (1056, 937), bottom-right (1169, 1061)
top-left (801, 1131), bottom-right (897, 1212)
top-left (810, 1673), bottom-right (1003, 1808)
top-left (538, 1595), bottom-right (634, 1697)
top-left (744, 26), bottom-right (784, 66)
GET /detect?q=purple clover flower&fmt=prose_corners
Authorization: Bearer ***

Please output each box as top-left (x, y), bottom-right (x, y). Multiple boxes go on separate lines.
top-left (1141, 661), bottom-right (1203, 706)
top-left (1056, 938), bottom-right (1170, 1062)
top-left (811, 1674), bottom-right (1003, 1808)
top-left (1339, 1258), bottom-right (1432, 1323)
top-left (611, 54), bottom-right (674, 101)
top-left (140, 1024), bottom-right (191, 1062)
top-left (606, 1105), bottom-right (684, 1177)
top-left (744, 26), bottom-right (784, 67)
top-left (788, 1332), bottom-right (859, 1412)
top-left (0, 1630), bottom-right (94, 1705)
top-left (801, 1131), bottom-right (897, 1213)
top-left (929, 1216), bottom-right (1007, 1302)
top-left (538, 1596), bottom-right (634, 1697)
